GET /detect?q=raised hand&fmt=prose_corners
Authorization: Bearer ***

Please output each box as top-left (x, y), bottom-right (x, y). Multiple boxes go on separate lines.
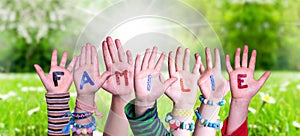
top-left (198, 48), bottom-right (229, 100)
top-left (165, 47), bottom-right (200, 109)
top-left (134, 47), bottom-right (177, 107)
top-left (101, 37), bottom-right (134, 96)
top-left (226, 45), bottom-right (271, 101)
top-left (73, 43), bottom-right (111, 97)
top-left (34, 49), bottom-right (77, 93)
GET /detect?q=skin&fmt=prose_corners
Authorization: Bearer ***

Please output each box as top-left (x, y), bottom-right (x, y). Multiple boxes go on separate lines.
top-left (225, 45), bottom-right (271, 135)
top-left (101, 37), bottom-right (134, 136)
top-left (165, 47), bottom-right (201, 136)
top-left (73, 43), bottom-right (111, 136)
top-left (193, 48), bottom-right (229, 136)
top-left (34, 49), bottom-right (77, 135)
top-left (134, 47), bottom-right (177, 116)
top-left (34, 49), bottom-right (77, 93)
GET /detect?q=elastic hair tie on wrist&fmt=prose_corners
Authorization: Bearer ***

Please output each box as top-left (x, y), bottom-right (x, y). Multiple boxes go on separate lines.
top-left (76, 99), bottom-right (103, 119)
top-left (194, 108), bottom-right (222, 130)
top-left (199, 95), bottom-right (226, 106)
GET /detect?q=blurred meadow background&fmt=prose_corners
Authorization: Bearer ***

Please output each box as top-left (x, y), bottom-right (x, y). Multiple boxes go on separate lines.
top-left (1, 0), bottom-right (300, 135)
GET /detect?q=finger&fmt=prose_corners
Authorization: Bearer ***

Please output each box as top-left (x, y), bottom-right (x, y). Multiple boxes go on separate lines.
top-left (192, 53), bottom-right (201, 74)
top-left (141, 48), bottom-right (151, 70)
top-left (86, 43), bottom-right (92, 64)
top-left (214, 48), bottom-right (221, 70)
top-left (92, 46), bottom-right (100, 76)
top-left (99, 71), bottom-right (112, 85)
top-left (34, 64), bottom-right (46, 81)
top-left (257, 71), bottom-right (271, 91)
top-left (175, 46), bottom-right (183, 71)
top-left (135, 55), bottom-right (141, 73)
top-left (199, 54), bottom-right (205, 74)
top-left (249, 50), bottom-right (257, 70)
top-left (79, 45), bottom-right (86, 66)
top-left (200, 62), bottom-right (205, 74)
top-left (148, 46), bottom-right (158, 69)
top-left (234, 48), bottom-right (241, 69)
top-left (168, 51), bottom-right (176, 77)
top-left (102, 41), bottom-right (113, 70)
top-left (226, 54), bottom-right (233, 73)
top-left (163, 77), bottom-right (178, 91)
top-left (183, 48), bottom-right (190, 71)
top-left (126, 50), bottom-right (133, 65)
top-left (255, 71), bottom-right (271, 94)
top-left (205, 47), bottom-right (213, 69)
top-left (67, 56), bottom-right (78, 72)
top-left (242, 45), bottom-right (248, 68)
top-left (107, 36), bottom-right (118, 63)
top-left (51, 49), bottom-right (58, 67)
top-left (59, 51), bottom-right (68, 67)
top-left (154, 52), bottom-right (166, 72)
top-left (75, 58), bottom-right (80, 70)
top-left (115, 39), bottom-right (126, 62)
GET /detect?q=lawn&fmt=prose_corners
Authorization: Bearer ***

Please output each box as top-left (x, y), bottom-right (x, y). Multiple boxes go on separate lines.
top-left (0, 72), bottom-right (300, 135)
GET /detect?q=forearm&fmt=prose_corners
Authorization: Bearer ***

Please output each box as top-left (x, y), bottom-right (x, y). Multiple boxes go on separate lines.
top-left (104, 95), bottom-right (130, 136)
top-left (226, 98), bottom-right (249, 135)
top-left (45, 92), bottom-right (70, 136)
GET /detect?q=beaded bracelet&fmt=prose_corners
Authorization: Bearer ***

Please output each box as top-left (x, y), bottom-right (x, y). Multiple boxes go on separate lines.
top-left (194, 109), bottom-right (222, 129)
top-left (72, 116), bottom-right (96, 134)
top-left (199, 95), bottom-right (226, 106)
top-left (62, 116), bottom-right (96, 134)
top-left (62, 112), bottom-right (92, 120)
top-left (165, 113), bottom-right (195, 132)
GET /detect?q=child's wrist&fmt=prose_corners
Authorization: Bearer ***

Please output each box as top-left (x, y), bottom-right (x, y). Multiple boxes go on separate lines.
top-left (76, 94), bottom-right (95, 106)
top-left (134, 100), bottom-right (155, 116)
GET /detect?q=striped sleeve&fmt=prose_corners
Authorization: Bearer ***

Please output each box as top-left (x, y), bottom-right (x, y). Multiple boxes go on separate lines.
top-left (45, 92), bottom-right (70, 136)
top-left (124, 100), bottom-right (172, 136)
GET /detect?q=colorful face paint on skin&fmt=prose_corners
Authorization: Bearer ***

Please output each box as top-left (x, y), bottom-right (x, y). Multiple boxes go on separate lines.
top-left (115, 70), bottom-right (129, 86)
top-left (52, 71), bottom-right (64, 87)
top-left (80, 71), bottom-right (95, 90)
top-left (180, 78), bottom-right (191, 92)
top-left (210, 75), bottom-right (215, 91)
top-left (237, 74), bottom-right (248, 89)
top-left (147, 75), bottom-right (152, 91)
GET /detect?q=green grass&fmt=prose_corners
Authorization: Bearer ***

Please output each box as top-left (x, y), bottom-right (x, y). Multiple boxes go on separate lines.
top-left (0, 72), bottom-right (300, 135)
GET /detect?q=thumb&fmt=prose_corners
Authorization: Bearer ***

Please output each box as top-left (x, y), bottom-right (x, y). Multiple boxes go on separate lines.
top-left (34, 64), bottom-right (46, 82)
top-left (99, 71), bottom-right (112, 84)
top-left (257, 71), bottom-right (271, 90)
top-left (164, 77), bottom-right (178, 91)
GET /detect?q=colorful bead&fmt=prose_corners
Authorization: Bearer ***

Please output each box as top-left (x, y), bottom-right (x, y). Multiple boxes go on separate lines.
top-left (195, 108), bottom-right (222, 130)
top-left (165, 112), bottom-right (194, 131)
top-left (87, 128), bottom-right (93, 134)
top-left (72, 127), bottom-right (76, 132)
top-left (82, 128), bottom-right (87, 134)
top-left (199, 95), bottom-right (226, 106)
top-left (76, 129), bottom-right (81, 134)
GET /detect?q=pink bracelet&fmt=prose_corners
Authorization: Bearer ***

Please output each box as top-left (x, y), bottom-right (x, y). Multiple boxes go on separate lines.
top-left (76, 99), bottom-right (103, 120)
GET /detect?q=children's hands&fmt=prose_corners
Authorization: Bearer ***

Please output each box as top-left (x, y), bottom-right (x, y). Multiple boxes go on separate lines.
top-left (73, 43), bottom-right (111, 97)
top-left (101, 37), bottom-right (134, 97)
top-left (165, 47), bottom-right (200, 109)
top-left (226, 45), bottom-right (271, 101)
top-left (134, 47), bottom-right (177, 107)
top-left (34, 49), bottom-right (77, 93)
top-left (198, 48), bottom-right (229, 100)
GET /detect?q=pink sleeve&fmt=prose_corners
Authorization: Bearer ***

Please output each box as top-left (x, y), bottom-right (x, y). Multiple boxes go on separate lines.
top-left (221, 117), bottom-right (248, 136)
